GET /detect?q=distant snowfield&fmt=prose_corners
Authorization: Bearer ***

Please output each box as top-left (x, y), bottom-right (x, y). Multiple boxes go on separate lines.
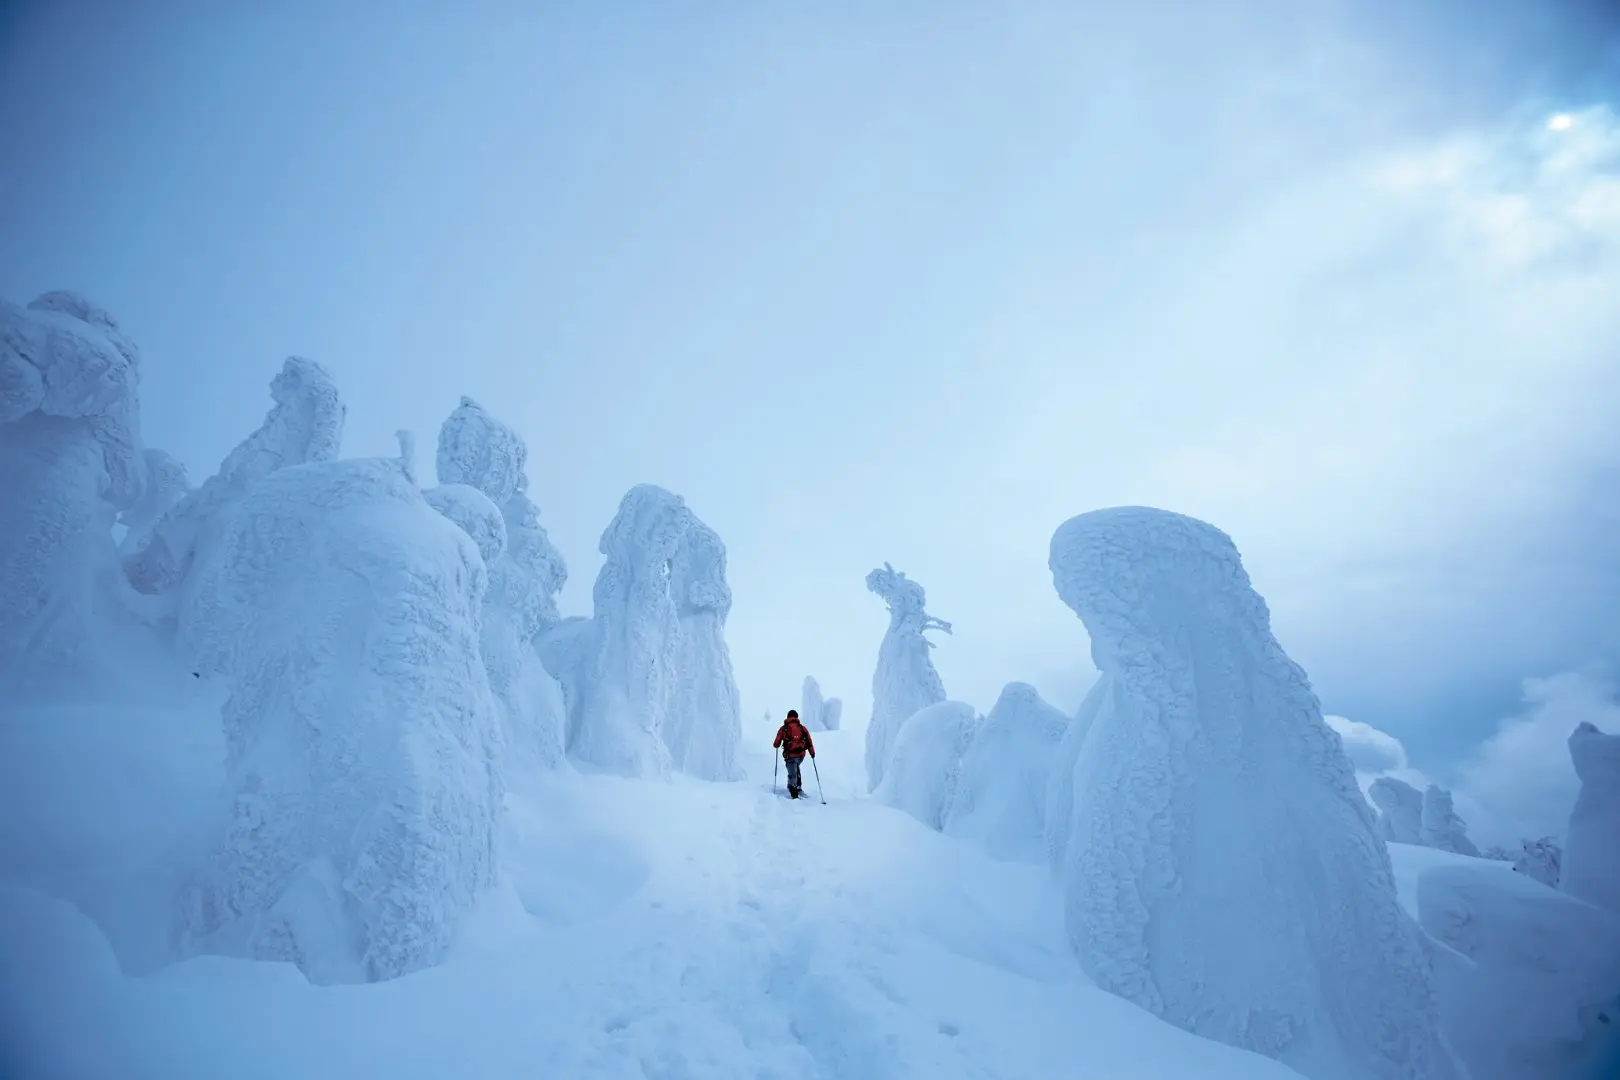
top-left (0, 716), bottom-right (1301, 1080)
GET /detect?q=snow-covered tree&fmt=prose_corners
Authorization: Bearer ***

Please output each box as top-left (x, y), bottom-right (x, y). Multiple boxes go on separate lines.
top-left (663, 509), bottom-right (743, 781)
top-left (567, 484), bottom-right (688, 777)
top-left (117, 448), bottom-right (190, 559)
top-left (1045, 673), bottom-right (1111, 875)
top-left (1420, 784), bottom-right (1480, 857)
top-left (1563, 721), bottom-right (1620, 915)
top-left (864, 562), bottom-right (950, 792)
top-left (1048, 506), bottom-right (1457, 1080)
top-left (874, 700), bottom-right (977, 830)
top-left (428, 398), bottom-right (568, 774)
top-left (179, 448), bottom-right (503, 984)
top-left (0, 292), bottom-right (147, 685)
top-left (125, 356), bottom-right (343, 601)
top-left (1369, 777), bottom-right (1425, 845)
top-left (1514, 836), bottom-right (1562, 888)
top-left (944, 681), bottom-right (1070, 863)
top-left (799, 675), bottom-right (843, 732)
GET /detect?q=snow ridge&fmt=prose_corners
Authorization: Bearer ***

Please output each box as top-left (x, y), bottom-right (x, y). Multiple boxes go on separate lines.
top-left (864, 563), bottom-right (951, 792)
top-left (1048, 506), bottom-right (1456, 1080)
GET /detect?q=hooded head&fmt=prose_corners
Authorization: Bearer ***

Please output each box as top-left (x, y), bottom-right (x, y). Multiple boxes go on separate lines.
top-left (786, 710), bottom-right (800, 724)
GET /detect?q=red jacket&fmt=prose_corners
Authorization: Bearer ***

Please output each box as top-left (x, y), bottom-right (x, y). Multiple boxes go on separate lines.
top-left (774, 719), bottom-right (815, 760)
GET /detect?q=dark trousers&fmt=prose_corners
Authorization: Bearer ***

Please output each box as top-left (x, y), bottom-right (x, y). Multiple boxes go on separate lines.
top-left (785, 755), bottom-right (804, 792)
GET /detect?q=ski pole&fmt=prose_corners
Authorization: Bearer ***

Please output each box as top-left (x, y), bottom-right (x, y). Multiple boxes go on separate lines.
top-left (811, 756), bottom-right (826, 804)
top-left (774, 749), bottom-right (780, 795)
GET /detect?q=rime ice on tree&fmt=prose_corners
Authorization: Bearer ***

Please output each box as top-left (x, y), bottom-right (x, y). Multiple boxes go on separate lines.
top-left (1048, 506), bottom-right (1456, 1080)
top-left (945, 681), bottom-right (1070, 863)
top-left (1420, 784), bottom-right (1480, 857)
top-left (864, 562), bottom-right (951, 792)
top-left (180, 452), bottom-right (503, 984)
top-left (1369, 777), bottom-right (1424, 845)
top-left (1563, 721), bottom-right (1620, 915)
top-left (0, 292), bottom-right (147, 685)
top-left (663, 510), bottom-right (744, 781)
top-left (874, 700), bottom-right (978, 830)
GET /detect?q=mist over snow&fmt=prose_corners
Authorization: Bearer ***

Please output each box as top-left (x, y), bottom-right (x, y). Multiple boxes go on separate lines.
top-left (3, 2), bottom-right (1620, 1078)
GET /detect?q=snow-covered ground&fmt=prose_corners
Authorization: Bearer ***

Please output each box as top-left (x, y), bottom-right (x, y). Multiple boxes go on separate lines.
top-left (0, 717), bottom-right (1303, 1080)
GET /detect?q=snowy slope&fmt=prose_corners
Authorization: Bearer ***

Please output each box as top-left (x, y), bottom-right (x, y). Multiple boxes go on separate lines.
top-left (0, 723), bottom-right (1303, 1080)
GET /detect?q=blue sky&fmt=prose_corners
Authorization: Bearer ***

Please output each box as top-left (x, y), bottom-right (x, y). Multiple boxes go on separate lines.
top-left (3, 1), bottom-right (1618, 788)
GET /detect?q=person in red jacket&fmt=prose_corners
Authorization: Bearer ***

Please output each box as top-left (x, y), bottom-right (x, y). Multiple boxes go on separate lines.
top-left (773, 710), bottom-right (815, 799)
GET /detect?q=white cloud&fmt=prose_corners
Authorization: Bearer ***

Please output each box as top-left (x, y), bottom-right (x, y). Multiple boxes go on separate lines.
top-left (1453, 669), bottom-right (1620, 847)
top-left (1325, 714), bottom-right (1430, 796)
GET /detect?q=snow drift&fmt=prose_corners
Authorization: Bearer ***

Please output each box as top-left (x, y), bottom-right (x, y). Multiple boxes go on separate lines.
top-left (944, 681), bottom-right (1070, 863)
top-left (1048, 505), bottom-right (1456, 1080)
top-left (663, 509), bottom-right (743, 781)
top-left (874, 700), bottom-right (978, 831)
top-left (178, 451), bottom-right (503, 984)
top-left (1563, 721), bottom-right (1620, 916)
top-left (0, 292), bottom-right (147, 688)
top-left (864, 562), bottom-right (951, 792)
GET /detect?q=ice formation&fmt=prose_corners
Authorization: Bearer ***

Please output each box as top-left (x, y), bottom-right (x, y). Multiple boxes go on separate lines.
top-left (1048, 506), bottom-right (1457, 1080)
top-left (1045, 673), bottom-right (1111, 875)
top-left (799, 676), bottom-right (844, 732)
top-left (1420, 785), bottom-right (1480, 857)
top-left (874, 700), bottom-right (978, 831)
top-left (117, 449), bottom-right (190, 559)
top-left (1563, 721), bottom-right (1620, 915)
top-left (0, 292), bottom-right (147, 683)
top-left (179, 452), bottom-right (503, 984)
top-left (662, 510), bottom-right (743, 781)
top-left (1418, 862), bottom-right (1620, 1080)
top-left (124, 356), bottom-right (344, 600)
top-left (1513, 837), bottom-right (1562, 889)
top-left (427, 399), bottom-right (569, 775)
top-left (567, 485), bottom-right (689, 777)
top-left (864, 562), bottom-right (951, 792)
top-left (944, 682), bottom-right (1070, 862)
top-left (1370, 777), bottom-right (1425, 845)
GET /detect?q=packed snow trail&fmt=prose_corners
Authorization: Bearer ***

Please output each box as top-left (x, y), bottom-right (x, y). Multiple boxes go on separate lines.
top-left (1, 722), bottom-right (1301, 1079)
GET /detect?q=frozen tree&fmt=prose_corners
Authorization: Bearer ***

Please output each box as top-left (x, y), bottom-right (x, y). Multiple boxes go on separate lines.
top-left (1369, 777), bottom-right (1425, 845)
top-left (1418, 862), bottom-right (1620, 1080)
top-left (117, 448), bottom-right (190, 559)
top-left (427, 399), bottom-right (568, 774)
top-left (1514, 837), bottom-right (1562, 888)
top-left (0, 292), bottom-right (147, 683)
top-left (1563, 721), bottom-right (1620, 915)
top-left (179, 450), bottom-right (503, 984)
top-left (944, 682), bottom-right (1070, 863)
top-left (535, 615), bottom-right (596, 742)
top-left (662, 509), bottom-right (743, 781)
top-left (1045, 673), bottom-right (1111, 876)
top-left (125, 356), bottom-right (343, 599)
top-left (568, 484), bottom-right (688, 777)
top-left (799, 676), bottom-right (844, 732)
top-left (1420, 785), bottom-right (1480, 857)
top-left (874, 701), bottom-right (978, 831)
top-left (1048, 506), bottom-right (1457, 1080)
top-left (423, 483), bottom-right (507, 565)
top-left (864, 562), bottom-right (951, 792)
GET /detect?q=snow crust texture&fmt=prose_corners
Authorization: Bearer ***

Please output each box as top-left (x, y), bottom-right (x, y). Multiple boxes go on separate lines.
top-left (864, 562), bottom-right (951, 792)
top-left (944, 681), bottom-right (1070, 863)
top-left (1420, 785), bottom-right (1480, 857)
top-left (0, 293), bottom-right (147, 681)
top-left (1563, 722), bottom-right (1620, 916)
top-left (427, 399), bottom-right (569, 775)
top-left (1048, 506), bottom-right (1457, 1080)
top-left (1417, 861), bottom-right (1620, 1080)
top-left (663, 511), bottom-right (743, 781)
top-left (179, 455), bottom-right (503, 984)
top-left (124, 357), bottom-right (344, 601)
top-left (1371, 778), bottom-right (1425, 845)
top-left (874, 700), bottom-right (978, 831)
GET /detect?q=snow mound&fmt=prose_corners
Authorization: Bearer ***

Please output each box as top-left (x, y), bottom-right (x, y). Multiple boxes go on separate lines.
top-left (178, 454), bottom-right (503, 984)
top-left (944, 682), bottom-right (1070, 863)
top-left (1417, 861), bottom-right (1620, 1080)
top-left (1371, 776), bottom-right (1425, 845)
top-left (568, 484), bottom-right (688, 777)
top-left (864, 562), bottom-right (951, 792)
top-left (663, 508), bottom-right (744, 781)
top-left (1421, 784), bottom-right (1480, 857)
top-left (429, 398), bottom-right (569, 775)
top-left (874, 700), bottom-right (978, 831)
top-left (1563, 721), bottom-right (1620, 916)
top-left (0, 292), bottom-right (148, 684)
top-left (800, 675), bottom-right (844, 732)
top-left (124, 356), bottom-right (343, 599)
top-left (1045, 673), bottom-right (1111, 875)
top-left (1048, 505), bottom-right (1456, 1080)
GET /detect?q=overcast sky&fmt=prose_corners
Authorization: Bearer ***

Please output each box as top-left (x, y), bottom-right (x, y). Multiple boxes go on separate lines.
top-left (3, 0), bottom-right (1617, 788)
